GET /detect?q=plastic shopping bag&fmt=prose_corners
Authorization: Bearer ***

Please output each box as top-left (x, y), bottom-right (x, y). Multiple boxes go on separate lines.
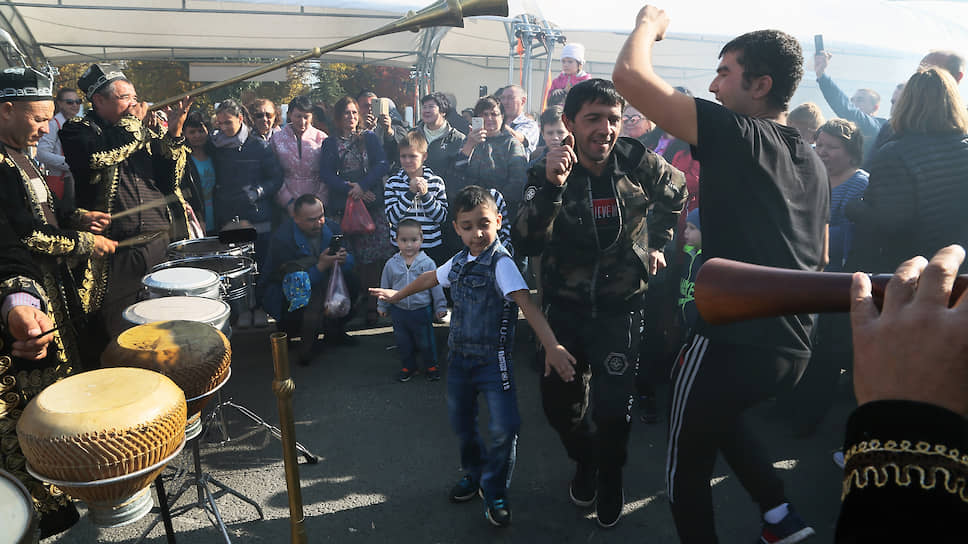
top-left (324, 264), bottom-right (351, 318)
top-left (341, 197), bottom-right (376, 234)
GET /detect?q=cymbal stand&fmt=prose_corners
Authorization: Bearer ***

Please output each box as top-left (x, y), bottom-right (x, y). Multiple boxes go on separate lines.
top-left (204, 393), bottom-right (320, 464)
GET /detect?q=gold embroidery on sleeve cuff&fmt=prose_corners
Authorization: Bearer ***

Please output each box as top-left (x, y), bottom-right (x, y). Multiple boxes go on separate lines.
top-left (842, 439), bottom-right (968, 504)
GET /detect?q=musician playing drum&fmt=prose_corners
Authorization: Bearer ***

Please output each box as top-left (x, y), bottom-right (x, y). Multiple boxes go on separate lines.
top-left (60, 64), bottom-right (193, 338)
top-left (0, 93), bottom-right (97, 537)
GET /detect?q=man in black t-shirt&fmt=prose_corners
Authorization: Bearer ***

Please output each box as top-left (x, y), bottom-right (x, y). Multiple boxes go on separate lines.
top-left (614, 7), bottom-right (829, 544)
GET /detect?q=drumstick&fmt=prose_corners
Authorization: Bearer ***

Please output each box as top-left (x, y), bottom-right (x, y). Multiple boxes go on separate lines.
top-left (108, 194), bottom-right (179, 221)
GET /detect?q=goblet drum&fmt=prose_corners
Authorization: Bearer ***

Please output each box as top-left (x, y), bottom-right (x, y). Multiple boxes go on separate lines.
top-left (16, 368), bottom-right (186, 527)
top-left (101, 320), bottom-right (232, 440)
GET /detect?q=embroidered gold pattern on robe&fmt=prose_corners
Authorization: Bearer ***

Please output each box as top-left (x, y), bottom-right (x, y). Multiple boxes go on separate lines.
top-left (842, 438), bottom-right (968, 504)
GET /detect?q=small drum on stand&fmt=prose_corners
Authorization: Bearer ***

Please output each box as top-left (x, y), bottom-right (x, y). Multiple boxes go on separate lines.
top-left (0, 469), bottom-right (38, 544)
top-left (16, 368), bottom-right (187, 527)
top-left (142, 267), bottom-right (223, 300)
top-left (152, 256), bottom-right (255, 302)
top-left (102, 320), bottom-right (232, 441)
top-left (167, 237), bottom-right (254, 261)
top-left (122, 296), bottom-right (232, 338)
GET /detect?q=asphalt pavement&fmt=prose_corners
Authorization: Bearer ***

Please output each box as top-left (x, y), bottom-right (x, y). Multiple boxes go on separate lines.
top-left (49, 317), bottom-right (851, 543)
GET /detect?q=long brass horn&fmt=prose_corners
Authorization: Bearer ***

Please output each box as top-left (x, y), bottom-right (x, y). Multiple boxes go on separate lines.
top-left (149, 0), bottom-right (508, 111)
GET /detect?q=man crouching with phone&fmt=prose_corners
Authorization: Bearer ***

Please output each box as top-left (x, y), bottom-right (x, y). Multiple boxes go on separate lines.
top-left (261, 194), bottom-right (359, 365)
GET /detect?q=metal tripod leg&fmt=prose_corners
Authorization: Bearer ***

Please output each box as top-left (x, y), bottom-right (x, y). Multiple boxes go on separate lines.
top-left (136, 436), bottom-right (263, 544)
top-left (204, 396), bottom-right (319, 464)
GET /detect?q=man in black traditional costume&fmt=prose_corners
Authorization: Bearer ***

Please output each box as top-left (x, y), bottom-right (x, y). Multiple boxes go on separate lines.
top-left (0, 65), bottom-right (112, 538)
top-left (60, 64), bottom-right (192, 336)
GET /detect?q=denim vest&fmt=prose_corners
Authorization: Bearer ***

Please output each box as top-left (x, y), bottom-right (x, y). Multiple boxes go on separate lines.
top-left (447, 240), bottom-right (518, 365)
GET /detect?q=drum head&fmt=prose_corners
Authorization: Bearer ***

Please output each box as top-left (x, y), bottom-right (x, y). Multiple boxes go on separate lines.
top-left (142, 267), bottom-right (220, 291)
top-left (123, 296), bottom-right (230, 326)
top-left (0, 470), bottom-right (33, 544)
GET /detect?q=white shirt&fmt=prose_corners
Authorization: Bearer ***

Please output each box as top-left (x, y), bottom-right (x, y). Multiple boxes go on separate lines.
top-left (36, 112), bottom-right (71, 175)
top-left (436, 253), bottom-right (527, 302)
top-left (509, 113), bottom-right (539, 156)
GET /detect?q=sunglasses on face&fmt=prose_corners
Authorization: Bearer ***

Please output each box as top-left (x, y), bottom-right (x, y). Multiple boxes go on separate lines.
top-left (253, 112), bottom-right (274, 119)
top-left (60, 99), bottom-right (82, 105)
top-left (622, 115), bottom-right (643, 124)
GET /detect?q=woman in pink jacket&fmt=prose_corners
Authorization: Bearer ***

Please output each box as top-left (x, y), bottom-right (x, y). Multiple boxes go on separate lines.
top-left (272, 96), bottom-right (328, 214)
top-left (546, 43), bottom-right (591, 103)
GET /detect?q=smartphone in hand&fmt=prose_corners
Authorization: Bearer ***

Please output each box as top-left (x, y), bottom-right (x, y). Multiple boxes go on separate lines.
top-left (814, 34), bottom-right (824, 54)
top-left (377, 98), bottom-right (390, 116)
top-left (472, 117), bottom-right (484, 131)
top-left (328, 234), bottom-right (344, 255)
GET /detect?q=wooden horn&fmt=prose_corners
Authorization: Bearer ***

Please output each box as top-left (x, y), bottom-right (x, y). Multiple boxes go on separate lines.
top-left (694, 258), bottom-right (968, 325)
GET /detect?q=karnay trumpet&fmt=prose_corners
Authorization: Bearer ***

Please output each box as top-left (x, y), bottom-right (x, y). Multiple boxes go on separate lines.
top-left (149, 0), bottom-right (508, 111)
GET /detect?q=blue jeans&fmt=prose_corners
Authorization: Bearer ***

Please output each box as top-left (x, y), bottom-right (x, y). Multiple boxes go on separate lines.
top-left (446, 352), bottom-right (520, 501)
top-left (389, 305), bottom-right (437, 370)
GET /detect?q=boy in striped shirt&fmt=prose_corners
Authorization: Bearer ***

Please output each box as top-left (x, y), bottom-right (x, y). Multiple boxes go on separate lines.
top-left (384, 130), bottom-right (450, 266)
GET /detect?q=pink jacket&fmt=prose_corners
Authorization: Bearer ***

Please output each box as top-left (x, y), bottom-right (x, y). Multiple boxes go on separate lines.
top-left (271, 124), bottom-right (328, 207)
top-left (547, 71), bottom-right (592, 100)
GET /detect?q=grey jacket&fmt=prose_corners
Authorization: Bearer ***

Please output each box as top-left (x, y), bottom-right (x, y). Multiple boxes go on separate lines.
top-left (378, 251), bottom-right (447, 313)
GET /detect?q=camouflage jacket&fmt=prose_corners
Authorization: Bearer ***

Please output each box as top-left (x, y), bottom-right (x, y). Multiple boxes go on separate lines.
top-left (512, 137), bottom-right (687, 315)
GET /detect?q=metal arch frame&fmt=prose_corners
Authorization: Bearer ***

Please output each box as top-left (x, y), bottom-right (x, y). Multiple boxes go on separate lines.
top-left (506, 14), bottom-right (563, 109)
top-left (414, 26), bottom-right (448, 96)
top-left (0, 0), bottom-right (45, 67)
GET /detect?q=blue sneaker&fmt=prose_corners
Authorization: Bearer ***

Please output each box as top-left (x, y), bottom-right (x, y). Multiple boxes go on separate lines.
top-left (758, 506), bottom-right (815, 544)
top-left (484, 495), bottom-right (511, 527)
top-left (448, 475), bottom-right (479, 503)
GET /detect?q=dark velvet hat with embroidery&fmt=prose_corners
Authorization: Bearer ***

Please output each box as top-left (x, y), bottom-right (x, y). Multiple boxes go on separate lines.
top-left (78, 63), bottom-right (126, 96)
top-left (0, 67), bottom-right (53, 101)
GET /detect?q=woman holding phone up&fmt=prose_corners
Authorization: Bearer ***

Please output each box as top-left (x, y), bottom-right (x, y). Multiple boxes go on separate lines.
top-left (455, 96), bottom-right (528, 219)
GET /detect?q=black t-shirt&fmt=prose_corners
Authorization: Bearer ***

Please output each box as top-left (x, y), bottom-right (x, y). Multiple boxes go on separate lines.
top-left (693, 98), bottom-right (830, 356)
top-left (590, 171), bottom-right (621, 249)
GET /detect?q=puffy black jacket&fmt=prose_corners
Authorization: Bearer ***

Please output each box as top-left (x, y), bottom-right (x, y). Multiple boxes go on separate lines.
top-left (847, 131), bottom-right (968, 272)
top-left (212, 132), bottom-right (282, 227)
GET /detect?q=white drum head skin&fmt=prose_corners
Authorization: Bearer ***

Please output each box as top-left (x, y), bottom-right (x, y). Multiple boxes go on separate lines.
top-left (142, 267), bottom-right (219, 291)
top-left (0, 471), bottom-right (32, 544)
top-left (123, 296), bottom-right (230, 326)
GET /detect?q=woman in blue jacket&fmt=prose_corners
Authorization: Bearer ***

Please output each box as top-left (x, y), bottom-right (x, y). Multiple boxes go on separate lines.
top-left (320, 96), bottom-right (391, 324)
top-left (211, 98), bottom-right (282, 267)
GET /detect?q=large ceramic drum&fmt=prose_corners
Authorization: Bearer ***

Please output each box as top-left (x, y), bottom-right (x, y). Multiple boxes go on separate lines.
top-left (152, 255), bottom-right (255, 301)
top-left (102, 320), bottom-right (232, 440)
top-left (141, 267), bottom-right (222, 299)
top-left (167, 237), bottom-right (253, 260)
top-left (122, 296), bottom-right (232, 338)
top-left (0, 469), bottom-right (37, 544)
top-left (16, 368), bottom-right (186, 527)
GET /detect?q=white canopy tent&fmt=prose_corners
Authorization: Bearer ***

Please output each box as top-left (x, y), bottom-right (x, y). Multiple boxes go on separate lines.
top-left (2, 0), bottom-right (966, 118)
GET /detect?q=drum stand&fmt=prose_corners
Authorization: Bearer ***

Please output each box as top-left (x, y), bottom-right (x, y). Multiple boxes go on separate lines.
top-left (136, 431), bottom-right (264, 544)
top-left (204, 393), bottom-right (320, 464)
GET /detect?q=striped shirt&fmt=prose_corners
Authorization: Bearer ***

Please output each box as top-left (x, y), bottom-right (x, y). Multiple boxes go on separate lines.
top-left (385, 166), bottom-right (448, 247)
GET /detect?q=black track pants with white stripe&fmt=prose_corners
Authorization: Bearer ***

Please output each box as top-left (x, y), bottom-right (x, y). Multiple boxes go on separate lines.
top-left (666, 335), bottom-right (809, 543)
top-left (540, 306), bottom-right (642, 470)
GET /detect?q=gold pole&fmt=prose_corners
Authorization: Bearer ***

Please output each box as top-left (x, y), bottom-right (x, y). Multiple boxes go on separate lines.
top-left (270, 332), bottom-right (308, 544)
top-left (148, 0), bottom-right (508, 111)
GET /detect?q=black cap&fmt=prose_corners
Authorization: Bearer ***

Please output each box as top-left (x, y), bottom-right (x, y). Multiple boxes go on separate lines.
top-left (0, 67), bottom-right (53, 101)
top-left (78, 63), bottom-right (126, 96)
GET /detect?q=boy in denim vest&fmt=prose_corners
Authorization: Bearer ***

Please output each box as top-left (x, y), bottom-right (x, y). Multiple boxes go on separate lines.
top-left (371, 185), bottom-right (576, 528)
